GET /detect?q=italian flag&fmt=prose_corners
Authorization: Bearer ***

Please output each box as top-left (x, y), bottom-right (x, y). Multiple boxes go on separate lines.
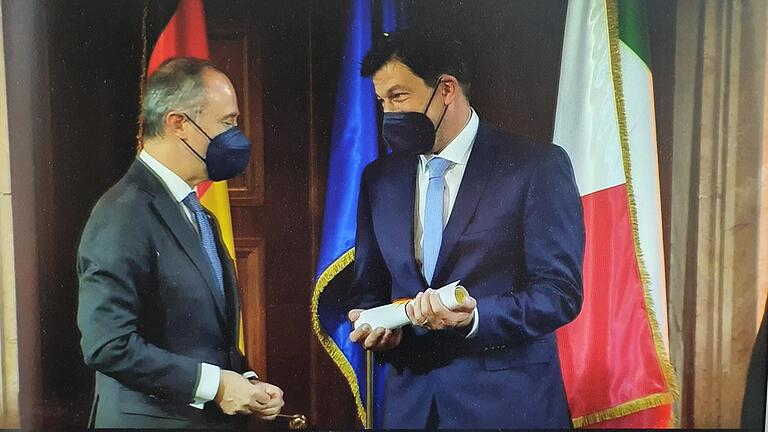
top-left (145, 0), bottom-right (243, 351)
top-left (553, 0), bottom-right (678, 428)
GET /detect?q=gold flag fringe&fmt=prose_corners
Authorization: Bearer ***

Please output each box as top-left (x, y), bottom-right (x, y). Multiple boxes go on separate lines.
top-left (309, 249), bottom-right (367, 426)
top-left (572, 392), bottom-right (675, 428)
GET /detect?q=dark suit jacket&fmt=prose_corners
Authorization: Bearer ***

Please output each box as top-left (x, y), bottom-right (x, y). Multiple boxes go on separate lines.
top-left (77, 159), bottom-right (249, 428)
top-left (742, 298), bottom-right (767, 430)
top-left (352, 122), bottom-right (585, 428)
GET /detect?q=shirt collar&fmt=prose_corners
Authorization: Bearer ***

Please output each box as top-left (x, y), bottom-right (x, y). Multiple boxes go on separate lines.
top-left (139, 150), bottom-right (194, 203)
top-left (419, 108), bottom-right (480, 171)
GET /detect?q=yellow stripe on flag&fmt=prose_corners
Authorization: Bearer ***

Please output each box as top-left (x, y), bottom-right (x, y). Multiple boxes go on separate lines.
top-left (199, 181), bottom-right (235, 258)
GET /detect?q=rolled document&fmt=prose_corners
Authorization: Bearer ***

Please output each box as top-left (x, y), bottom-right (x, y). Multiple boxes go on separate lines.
top-left (353, 281), bottom-right (469, 330)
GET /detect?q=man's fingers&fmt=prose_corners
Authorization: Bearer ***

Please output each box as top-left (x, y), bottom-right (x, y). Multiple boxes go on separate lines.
top-left (258, 406), bottom-right (282, 417)
top-left (459, 295), bottom-right (477, 313)
top-left (265, 385), bottom-right (284, 399)
top-left (421, 289), bottom-right (436, 317)
top-left (412, 293), bottom-right (425, 324)
top-left (405, 302), bottom-right (416, 323)
top-left (429, 290), bottom-right (449, 314)
top-left (250, 388), bottom-right (271, 405)
top-left (349, 324), bottom-right (371, 342)
top-left (259, 412), bottom-right (280, 421)
top-left (257, 398), bottom-right (283, 410)
top-left (363, 327), bottom-right (385, 348)
top-left (348, 309), bottom-right (363, 322)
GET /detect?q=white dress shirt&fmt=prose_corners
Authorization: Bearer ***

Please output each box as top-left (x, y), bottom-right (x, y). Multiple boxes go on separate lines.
top-left (138, 150), bottom-right (220, 408)
top-left (414, 108), bottom-right (480, 337)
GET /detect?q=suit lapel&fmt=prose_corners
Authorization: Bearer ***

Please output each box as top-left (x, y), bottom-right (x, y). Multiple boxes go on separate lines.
top-left (433, 124), bottom-right (496, 285)
top-left (133, 161), bottom-right (228, 326)
top-left (378, 155), bottom-right (428, 295)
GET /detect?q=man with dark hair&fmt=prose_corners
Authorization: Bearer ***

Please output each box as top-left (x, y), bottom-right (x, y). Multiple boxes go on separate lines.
top-left (77, 57), bottom-right (283, 428)
top-left (348, 30), bottom-right (585, 428)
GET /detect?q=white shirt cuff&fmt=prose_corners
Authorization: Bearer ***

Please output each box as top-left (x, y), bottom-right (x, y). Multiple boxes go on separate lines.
top-left (465, 307), bottom-right (479, 338)
top-left (190, 362), bottom-right (221, 409)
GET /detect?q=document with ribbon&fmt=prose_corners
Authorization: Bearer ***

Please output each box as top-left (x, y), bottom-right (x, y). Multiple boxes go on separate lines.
top-left (353, 281), bottom-right (469, 330)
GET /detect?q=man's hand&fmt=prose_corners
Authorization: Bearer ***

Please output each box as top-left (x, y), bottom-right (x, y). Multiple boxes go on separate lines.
top-left (215, 370), bottom-right (269, 415)
top-left (348, 309), bottom-right (403, 351)
top-left (249, 381), bottom-right (285, 421)
top-left (405, 288), bottom-right (476, 330)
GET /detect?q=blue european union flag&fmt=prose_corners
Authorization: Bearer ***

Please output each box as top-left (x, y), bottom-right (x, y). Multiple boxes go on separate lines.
top-left (311, 0), bottom-right (407, 428)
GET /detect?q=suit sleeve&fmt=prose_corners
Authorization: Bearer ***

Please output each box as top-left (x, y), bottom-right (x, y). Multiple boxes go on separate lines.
top-left (350, 167), bottom-right (392, 310)
top-left (473, 145), bottom-right (585, 348)
top-left (77, 204), bottom-right (201, 404)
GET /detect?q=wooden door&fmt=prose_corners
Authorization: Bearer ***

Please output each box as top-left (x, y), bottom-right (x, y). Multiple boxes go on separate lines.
top-left (207, 23), bottom-right (269, 382)
top-left (204, 0), bottom-right (317, 423)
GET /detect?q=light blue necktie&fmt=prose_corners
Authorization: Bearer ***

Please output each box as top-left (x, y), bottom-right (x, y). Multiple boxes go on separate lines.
top-left (182, 192), bottom-right (225, 298)
top-left (422, 157), bottom-right (452, 285)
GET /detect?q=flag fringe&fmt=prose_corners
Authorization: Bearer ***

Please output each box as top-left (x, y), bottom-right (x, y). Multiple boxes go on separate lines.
top-left (605, 0), bottom-right (680, 407)
top-left (572, 392), bottom-right (675, 428)
top-left (309, 248), bottom-right (367, 426)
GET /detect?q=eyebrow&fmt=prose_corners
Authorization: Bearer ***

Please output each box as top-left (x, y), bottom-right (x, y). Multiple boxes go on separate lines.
top-left (220, 112), bottom-right (239, 121)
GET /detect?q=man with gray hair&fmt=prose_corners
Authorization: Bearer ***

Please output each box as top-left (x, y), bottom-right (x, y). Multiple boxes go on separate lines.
top-left (77, 57), bottom-right (283, 428)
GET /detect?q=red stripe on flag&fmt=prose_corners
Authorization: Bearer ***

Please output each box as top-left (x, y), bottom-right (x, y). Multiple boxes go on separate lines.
top-left (147, 0), bottom-right (209, 75)
top-left (557, 184), bottom-right (669, 426)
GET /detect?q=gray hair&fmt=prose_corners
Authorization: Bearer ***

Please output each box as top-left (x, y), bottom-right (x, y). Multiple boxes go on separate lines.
top-left (142, 57), bottom-right (217, 139)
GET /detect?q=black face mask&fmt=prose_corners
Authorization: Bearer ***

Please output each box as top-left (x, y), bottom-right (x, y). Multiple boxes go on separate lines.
top-left (179, 114), bottom-right (252, 181)
top-left (381, 76), bottom-right (448, 155)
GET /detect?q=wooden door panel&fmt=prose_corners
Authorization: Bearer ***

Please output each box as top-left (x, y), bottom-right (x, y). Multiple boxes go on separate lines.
top-left (235, 238), bottom-right (267, 378)
top-left (208, 30), bottom-right (265, 206)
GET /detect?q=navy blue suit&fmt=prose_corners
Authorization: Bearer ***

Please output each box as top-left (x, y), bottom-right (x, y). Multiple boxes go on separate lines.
top-left (352, 122), bottom-right (585, 428)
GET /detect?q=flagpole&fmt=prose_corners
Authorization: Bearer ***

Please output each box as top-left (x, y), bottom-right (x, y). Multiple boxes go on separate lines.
top-left (366, 350), bottom-right (373, 429)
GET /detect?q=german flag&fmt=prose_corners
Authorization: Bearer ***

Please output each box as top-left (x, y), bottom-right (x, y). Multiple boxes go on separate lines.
top-left (145, 0), bottom-right (242, 352)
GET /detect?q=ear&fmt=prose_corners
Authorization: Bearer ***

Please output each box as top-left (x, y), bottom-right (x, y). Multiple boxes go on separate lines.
top-left (439, 75), bottom-right (460, 105)
top-left (165, 111), bottom-right (187, 139)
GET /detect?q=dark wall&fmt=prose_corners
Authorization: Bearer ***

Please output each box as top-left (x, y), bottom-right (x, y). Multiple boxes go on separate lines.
top-left (5, 0), bottom-right (677, 429)
top-left (10, 0), bottom-right (176, 428)
top-left (43, 5), bottom-right (141, 426)
top-left (408, 0), bottom-right (568, 141)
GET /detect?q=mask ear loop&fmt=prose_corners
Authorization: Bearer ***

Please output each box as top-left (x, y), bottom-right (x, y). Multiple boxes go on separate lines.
top-left (178, 113), bottom-right (210, 162)
top-left (434, 105), bottom-right (449, 132)
top-left (423, 75), bottom-right (449, 132)
top-left (422, 74), bottom-right (445, 115)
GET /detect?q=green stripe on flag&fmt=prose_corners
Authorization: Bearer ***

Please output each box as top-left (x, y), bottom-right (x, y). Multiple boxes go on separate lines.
top-left (618, 0), bottom-right (651, 67)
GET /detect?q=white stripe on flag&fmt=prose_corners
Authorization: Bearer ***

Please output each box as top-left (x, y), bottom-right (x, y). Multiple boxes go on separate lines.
top-left (554, 0), bottom-right (626, 197)
top-left (620, 41), bottom-right (670, 344)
